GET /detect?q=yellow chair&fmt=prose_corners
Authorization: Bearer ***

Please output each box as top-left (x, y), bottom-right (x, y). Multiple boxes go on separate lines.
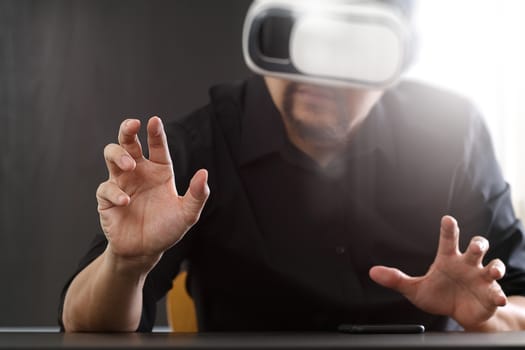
top-left (166, 271), bottom-right (198, 332)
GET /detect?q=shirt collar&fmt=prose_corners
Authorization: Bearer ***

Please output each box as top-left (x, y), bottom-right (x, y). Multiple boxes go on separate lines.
top-left (239, 75), bottom-right (397, 167)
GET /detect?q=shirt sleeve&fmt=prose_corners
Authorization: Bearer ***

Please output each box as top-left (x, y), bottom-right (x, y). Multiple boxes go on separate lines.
top-left (448, 105), bottom-right (525, 297)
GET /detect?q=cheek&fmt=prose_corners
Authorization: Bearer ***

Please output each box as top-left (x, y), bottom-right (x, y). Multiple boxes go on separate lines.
top-left (344, 91), bottom-right (383, 115)
top-left (263, 76), bottom-right (292, 116)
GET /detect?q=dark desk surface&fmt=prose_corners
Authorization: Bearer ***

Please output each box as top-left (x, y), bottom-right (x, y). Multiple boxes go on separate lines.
top-left (1, 331), bottom-right (525, 349)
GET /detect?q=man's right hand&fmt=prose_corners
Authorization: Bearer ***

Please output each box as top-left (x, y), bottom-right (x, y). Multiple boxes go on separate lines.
top-left (96, 116), bottom-right (210, 272)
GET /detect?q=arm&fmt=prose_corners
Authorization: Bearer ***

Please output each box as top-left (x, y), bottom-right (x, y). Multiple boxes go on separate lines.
top-left (62, 248), bottom-right (153, 332)
top-left (62, 117), bottom-right (209, 332)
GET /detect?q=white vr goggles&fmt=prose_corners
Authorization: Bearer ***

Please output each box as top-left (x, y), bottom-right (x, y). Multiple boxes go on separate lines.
top-left (242, 0), bottom-right (414, 88)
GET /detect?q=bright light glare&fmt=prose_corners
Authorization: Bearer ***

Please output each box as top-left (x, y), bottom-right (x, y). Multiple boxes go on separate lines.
top-left (406, 0), bottom-right (525, 219)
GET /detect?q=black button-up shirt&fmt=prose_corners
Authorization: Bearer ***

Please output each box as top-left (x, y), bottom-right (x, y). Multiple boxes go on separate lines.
top-left (59, 75), bottom-right (525, 332)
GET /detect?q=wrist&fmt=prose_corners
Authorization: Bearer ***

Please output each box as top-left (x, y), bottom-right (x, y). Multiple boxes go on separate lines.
top-left (463, 319), bottom-right (501, 333)
top-left (461, 305), bottom-right (515, 332)
top-left (103, 245), bottom-right (162, 279)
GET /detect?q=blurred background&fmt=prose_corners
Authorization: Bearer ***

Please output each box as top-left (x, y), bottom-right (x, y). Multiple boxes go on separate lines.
top-left (407, 0), bottom-right (525, 220)
top-left (0, 0), bottom-right (523, 328)
top-left (0, 0), bottom-right (251, 328)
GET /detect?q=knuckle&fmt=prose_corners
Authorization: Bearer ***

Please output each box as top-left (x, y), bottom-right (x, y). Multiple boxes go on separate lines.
top-left (103, 143), bottom-right (111, 156)
top-left (119, 119), bottom-right (139, 142)
top-left (103, 143), bottom-right (118, 159)
top-left (119, 119), bottom-right (132, 134)
top-left (96, 182), bottom-right (108, 198)
top-left (183, 208), bottom-right (201, 227)
top-left (186, 213), bottom-right (200, 226)
top-left (104, 143), bottom-right (129, 164)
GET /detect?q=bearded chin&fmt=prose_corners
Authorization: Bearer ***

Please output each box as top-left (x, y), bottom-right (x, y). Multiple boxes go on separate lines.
top-left (286, 115), bottom-right (343, 145)
top-left (282, 83), bottom-right (349, 147)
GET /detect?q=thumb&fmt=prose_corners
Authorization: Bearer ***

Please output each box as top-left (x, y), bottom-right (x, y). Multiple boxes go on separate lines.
top-left (369, 265), bottom-right (414, 295)
top-left (182, 169), bottom-right (210, 226)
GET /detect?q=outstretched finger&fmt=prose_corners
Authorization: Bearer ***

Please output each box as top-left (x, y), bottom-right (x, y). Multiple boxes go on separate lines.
top-left (147, 116), bottom-right (172, 165)
top-left (369, 265), bottom-right (416, 296)
top-left (464, 236), bottom-right (489, 266)
top-left (437, 215), bottom-right (460, 257)
top-left (484, 259), bottom-right (506, 281)
top-left (118, 119), bottom-right (144, 160)
top-left (181, 169), bottom-right (210, 227)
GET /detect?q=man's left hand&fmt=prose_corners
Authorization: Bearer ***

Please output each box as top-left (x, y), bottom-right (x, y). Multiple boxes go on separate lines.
top-left (369, 215), bottom-right (507, 330)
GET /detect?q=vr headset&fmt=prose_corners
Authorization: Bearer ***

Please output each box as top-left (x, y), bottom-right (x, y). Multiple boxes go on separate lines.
top-left (242, 0), bottom-right (414, 88)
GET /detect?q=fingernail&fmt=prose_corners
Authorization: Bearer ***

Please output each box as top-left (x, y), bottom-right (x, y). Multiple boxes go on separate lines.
top-left (493, 263), bottom-right (504, 275)
top-left (476, 239), bottom-right (487, 251)
top-left (154, 122), bottom-right (162, 136)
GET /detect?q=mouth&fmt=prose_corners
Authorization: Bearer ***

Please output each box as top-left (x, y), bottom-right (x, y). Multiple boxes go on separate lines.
top-left (293, 85), bottom-right (337, 104)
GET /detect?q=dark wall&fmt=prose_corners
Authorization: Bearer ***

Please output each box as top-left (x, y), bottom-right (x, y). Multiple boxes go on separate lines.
top-left (0, 0), bottom-right (250, 327)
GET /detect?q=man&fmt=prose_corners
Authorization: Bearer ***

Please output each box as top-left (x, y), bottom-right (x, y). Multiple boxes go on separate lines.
top-left (60, 0), bottom-right (525, 332)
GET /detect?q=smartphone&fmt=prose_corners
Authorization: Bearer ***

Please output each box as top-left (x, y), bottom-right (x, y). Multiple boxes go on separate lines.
top-left (337, 324), bottom-right (425, 334)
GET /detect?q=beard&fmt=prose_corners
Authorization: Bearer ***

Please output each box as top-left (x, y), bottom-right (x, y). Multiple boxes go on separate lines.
top-left (282, 82), bottom-right (351, 147)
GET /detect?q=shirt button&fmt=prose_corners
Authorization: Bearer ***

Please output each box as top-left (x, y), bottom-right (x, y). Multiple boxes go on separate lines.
top-left (335, 246), bottom-right (346, 255)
